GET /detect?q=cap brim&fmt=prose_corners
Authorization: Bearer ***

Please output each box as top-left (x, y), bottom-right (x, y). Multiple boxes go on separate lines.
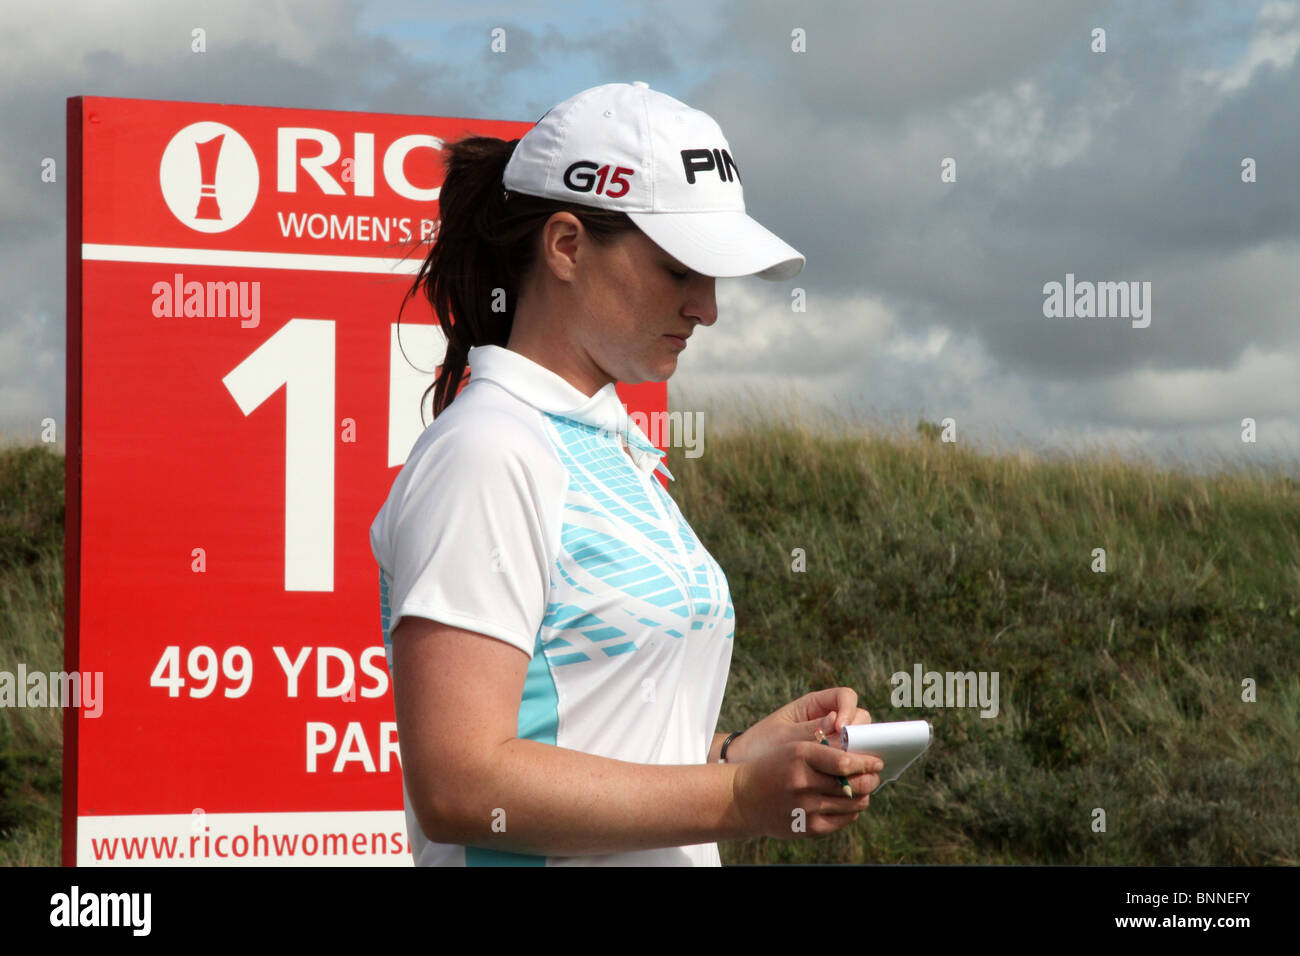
top-left (626, 209), bottom-right (805, 280)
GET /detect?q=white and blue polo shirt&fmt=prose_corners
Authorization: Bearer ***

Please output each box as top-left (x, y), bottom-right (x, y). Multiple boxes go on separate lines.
top-left (369, 344), bottom-right (735, 866)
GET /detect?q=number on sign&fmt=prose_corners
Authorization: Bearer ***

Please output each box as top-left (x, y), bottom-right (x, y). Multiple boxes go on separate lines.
top-left (150, 645), bottom-right (184, 697)
top-left (222, 318), bottom-right (446, 593)
top-left (149, 645), bottom-right (254, 698)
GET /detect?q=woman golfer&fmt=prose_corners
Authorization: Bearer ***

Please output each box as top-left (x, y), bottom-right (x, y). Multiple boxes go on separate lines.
top-left (370, 81), bottom-right (882, 866)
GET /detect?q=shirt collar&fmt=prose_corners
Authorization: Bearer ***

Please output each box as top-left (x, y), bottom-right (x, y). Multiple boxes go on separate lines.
top-left (466, 344), bottom-right (673, 481)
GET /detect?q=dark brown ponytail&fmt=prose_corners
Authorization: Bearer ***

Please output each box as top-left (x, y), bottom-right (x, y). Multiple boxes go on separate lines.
top-left (398, 135), bottom-right (639, 424)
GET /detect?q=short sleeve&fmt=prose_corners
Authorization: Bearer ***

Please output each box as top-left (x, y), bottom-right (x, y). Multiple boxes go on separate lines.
top-left (370, 408), bottom-right (563, 658)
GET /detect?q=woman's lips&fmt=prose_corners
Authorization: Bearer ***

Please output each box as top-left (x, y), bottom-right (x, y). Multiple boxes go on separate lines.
top-left (663, 334), bottom-right (687, 349)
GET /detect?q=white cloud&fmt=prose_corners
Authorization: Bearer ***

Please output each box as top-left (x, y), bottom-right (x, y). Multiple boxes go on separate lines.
top-left (1094, 344), bottom-right (1300, 426)
top-left (1196, 0), bottom-right (1300, 93)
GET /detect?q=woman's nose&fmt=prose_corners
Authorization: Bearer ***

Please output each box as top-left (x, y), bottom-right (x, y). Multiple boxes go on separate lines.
top-left (689, 278), bottom-right (718, 326)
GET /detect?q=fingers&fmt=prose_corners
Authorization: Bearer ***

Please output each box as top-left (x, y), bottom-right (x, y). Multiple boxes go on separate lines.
top-left (801, 740), bottom-right (882, 799)
top-left (808, 804), bottom-right (866, 835)
top-left (802, 687), bottom-right (859, 729)
top-left (850, 769), bottom-right (880, 796)
top-left (828, 767), bottom-right (881, 798)
top-left (827, 689), bottom-right (858, 732)
top-left (835, 689), bottom-right (858, 725)
top-left (769, 740), bottom-right (881, 836)
top-left (843, 706), bottom-right (872, 728)
top-left (804, 738), bottom-right (881, 776)
top-left (806, 788), bottom-right (873, 823)
top-left (838, 773), bottom-right (880, 800)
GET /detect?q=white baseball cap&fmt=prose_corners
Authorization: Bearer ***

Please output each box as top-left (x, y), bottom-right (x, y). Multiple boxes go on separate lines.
top-left (502, 81), bottom-right (805, 281)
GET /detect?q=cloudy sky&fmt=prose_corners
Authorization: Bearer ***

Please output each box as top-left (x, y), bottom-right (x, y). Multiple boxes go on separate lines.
top-left (2, 0), bottom-right (1297, 469)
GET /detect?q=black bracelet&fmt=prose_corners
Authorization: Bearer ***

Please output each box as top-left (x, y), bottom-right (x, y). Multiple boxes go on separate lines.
top-left (719, 730), bottom-right (744, 763)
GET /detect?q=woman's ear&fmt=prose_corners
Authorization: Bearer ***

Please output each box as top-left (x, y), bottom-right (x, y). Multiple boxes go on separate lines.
top-left (539, 212), bottom-right (583, 283)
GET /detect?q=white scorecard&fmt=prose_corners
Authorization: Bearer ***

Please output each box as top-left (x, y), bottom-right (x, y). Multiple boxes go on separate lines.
top-left (840, 720), bottom-right (933, 791)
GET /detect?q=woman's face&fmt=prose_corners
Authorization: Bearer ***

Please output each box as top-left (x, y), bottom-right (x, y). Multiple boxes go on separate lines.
top-left (528, 213), bottom-right (718, 391)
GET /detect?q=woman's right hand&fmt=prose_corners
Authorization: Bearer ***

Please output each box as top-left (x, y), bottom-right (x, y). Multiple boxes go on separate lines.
top-left (730, 740), bottom-right (883, 840)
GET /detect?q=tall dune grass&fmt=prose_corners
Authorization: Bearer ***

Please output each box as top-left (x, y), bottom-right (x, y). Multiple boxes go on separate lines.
top-left (667, 393), bottom-right (1298, 864)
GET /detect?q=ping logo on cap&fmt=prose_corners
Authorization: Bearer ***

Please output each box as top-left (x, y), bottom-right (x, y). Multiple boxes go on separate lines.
top-left (680, 148), bottom-right (741, 185)
top-left (563, 160), bottom-right (635, 198)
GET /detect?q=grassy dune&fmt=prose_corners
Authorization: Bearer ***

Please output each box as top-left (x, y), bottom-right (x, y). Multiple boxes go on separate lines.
top-left (0, 444), bottom-right (63, 866)
top-left (1, 411), bottom-right (1297, 865)
top-left (667, 406), bottom-right (1298, 864)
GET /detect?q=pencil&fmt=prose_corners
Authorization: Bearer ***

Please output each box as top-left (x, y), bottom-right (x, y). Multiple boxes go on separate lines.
top-left (819, 736), bottom-right (855, 798)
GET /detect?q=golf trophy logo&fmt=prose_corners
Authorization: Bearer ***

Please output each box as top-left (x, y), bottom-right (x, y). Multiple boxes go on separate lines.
top-left (159, 121), bottom-right (259, 233)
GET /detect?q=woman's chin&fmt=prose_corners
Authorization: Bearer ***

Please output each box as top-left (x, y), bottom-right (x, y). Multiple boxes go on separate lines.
top-left (622, 358), bottom-right (677, 384)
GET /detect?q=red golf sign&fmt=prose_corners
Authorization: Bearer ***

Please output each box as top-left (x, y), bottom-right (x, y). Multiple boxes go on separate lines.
top-left (64, 96), bottom-right (667, 865)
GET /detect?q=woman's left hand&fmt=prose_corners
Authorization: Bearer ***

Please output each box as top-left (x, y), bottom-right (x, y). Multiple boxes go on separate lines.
top-left (726, 686), bottom-right (872, 763)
